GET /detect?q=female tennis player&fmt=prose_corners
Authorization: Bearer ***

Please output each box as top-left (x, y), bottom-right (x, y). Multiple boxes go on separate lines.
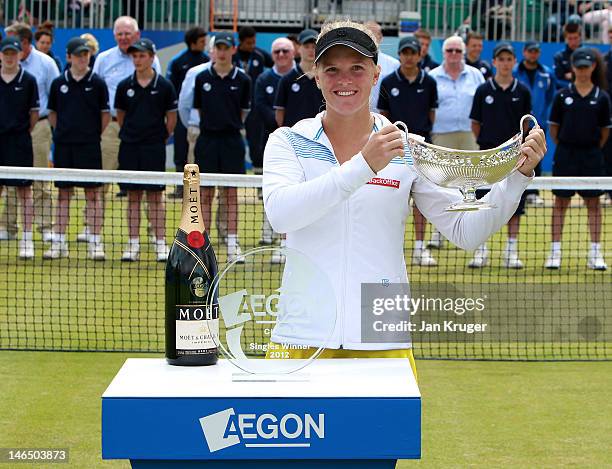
top-left (262, 20), bottom-right (546, 376)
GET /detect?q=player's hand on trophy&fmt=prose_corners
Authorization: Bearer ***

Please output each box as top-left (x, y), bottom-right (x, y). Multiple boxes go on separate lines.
top-left (362, 125), bottom-right (405, 173)
top-left (518, 126), bottom-right (546, 177)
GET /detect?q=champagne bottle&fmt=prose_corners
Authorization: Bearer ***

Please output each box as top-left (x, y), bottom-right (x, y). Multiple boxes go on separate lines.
top-left (165, 164), bottom-right (219, 366)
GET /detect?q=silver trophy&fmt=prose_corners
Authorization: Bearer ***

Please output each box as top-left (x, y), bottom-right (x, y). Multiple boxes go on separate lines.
top-left (396, 114), bottom-right (538, 211)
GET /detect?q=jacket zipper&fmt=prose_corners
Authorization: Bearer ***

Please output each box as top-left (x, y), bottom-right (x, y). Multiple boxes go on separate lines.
top-left (339, 198), bottom-right (349, 349)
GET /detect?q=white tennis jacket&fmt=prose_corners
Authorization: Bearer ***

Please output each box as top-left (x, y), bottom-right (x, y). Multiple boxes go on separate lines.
top-left (263, 112), bottom-right (532, 350)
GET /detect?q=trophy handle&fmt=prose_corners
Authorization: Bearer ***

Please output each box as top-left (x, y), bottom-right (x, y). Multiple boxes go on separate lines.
top-left (519, 114), bottom-right (539, 143)
top-left (516, 114), bottom-right (539, 169)
top-left (392, 121), bottom-right (411, 166)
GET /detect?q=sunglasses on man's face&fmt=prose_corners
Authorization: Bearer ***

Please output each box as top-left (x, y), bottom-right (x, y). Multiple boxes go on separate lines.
top-left (273, 49), bottom-right (291, 55)
top-left (444, 48), bottom-right (463, 54)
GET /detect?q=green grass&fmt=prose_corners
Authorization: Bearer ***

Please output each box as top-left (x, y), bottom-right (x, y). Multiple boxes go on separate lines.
top-left (0, 190), bottom-right (610, 360)
top-left (0, 351), bottom-right (611, 468)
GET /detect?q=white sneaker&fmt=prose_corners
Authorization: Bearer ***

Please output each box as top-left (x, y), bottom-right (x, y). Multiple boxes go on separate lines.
top-left (155, 241), bottom-right (169, 262)
top-left (468, 246), bottom-right (489, 268)
top-left (545, 251), bottom-right (561, 269)
top-left (18, 239), bottom-right (34, 259)
top-left (412, 247), bottom-right (437, 266)
top-left (76, 229), bottom-right (90, 243)
top-left (88, 242), bottom-right (106, 261)
top-left (587, 248), bottom-right (607, 271)
top-left (149, 235), bottom-right (157, 245)
top-left (42, 230), bottom-right (54, 243)
top-left (427, 230), bottom-right (445, 249)
top-left (121, 242), bottom-right (140, 262)
top-left (0, 229), bottom-right (17, 241)
top-left (502, 250), bottom-right (524, 269)
top-left (270, 250), bottom-right (286, 264)
top-left (43, 242), bottom-right (69, 259)
top-left (525, 194), bottom-right (545, 207)
top-left (227, 243), bottom-right (245, 264)
top-left (259, 236), bottom-right (274, 246)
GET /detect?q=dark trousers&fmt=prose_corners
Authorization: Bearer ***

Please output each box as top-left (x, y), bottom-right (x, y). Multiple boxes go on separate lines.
top-left (245, 111), bottom-right (264, 169)
top-left (173, 119), bottom-right (189, 173)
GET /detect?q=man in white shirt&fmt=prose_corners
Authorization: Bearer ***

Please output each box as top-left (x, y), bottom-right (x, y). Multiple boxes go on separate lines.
top-left (365, 21), bottom-right (399, 112)
top-left (0, 23), bottom-right (59, 243)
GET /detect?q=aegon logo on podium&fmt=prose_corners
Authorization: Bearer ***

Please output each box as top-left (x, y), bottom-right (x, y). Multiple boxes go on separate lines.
top-left (199, 408), bottom-right (325, 452)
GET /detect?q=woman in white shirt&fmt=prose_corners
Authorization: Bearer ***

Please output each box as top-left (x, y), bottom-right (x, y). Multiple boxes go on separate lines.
top-left (262, 20), bottom-right (546, 376)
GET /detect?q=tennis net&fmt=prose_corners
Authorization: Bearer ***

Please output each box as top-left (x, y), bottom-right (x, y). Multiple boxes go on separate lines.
top-left (0, 167), bottom-right (610, 360)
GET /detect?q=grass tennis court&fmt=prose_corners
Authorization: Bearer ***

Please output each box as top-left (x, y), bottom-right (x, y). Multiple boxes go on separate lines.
top-left (1, 351), bottom-right (611, 468)
top-left (0, 188), bottom-right (610, 467)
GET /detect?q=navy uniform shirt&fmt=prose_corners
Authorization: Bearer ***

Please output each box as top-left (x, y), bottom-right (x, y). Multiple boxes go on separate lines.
top-left (466, 57), bottom-right (493, 80)
top-left (377, 68), bottom-right (438, 137)
top-left (549, 84), bottom-right (612, 147)
top-left (470, 78), bottom-right (532, 149)
top-left (166, 49), bottom-right (210, 94)
top-left (274, 65), bottom-right (324, 127)
top-left (254, 67), bottom-right (284, 133)
top-left (233, 47), bottom-right (273, 84)
top-left (115, 71), bottom-right (178, 144)
top-left (48, 69), bottom-right (109, 144)
top-left (419, 54), bottom-right (439, 73)
top-left (605, 50), bottom-right (612, 99)
top-left (0, 67), bottom-right (39, 134)
top-left (193, 65), bottom-right (251, 132)
top-left (553, 45), bottom-right (580, 89)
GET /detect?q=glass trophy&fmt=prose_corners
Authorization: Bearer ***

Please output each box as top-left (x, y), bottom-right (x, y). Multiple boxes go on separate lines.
top-left (205, 246), bottom-right (337, 381)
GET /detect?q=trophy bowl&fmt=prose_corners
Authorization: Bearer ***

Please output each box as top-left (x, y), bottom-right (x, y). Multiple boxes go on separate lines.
top-left (398, 115), bottom-right (538, 211)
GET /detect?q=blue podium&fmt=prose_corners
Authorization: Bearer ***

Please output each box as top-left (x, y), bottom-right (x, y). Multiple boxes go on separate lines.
top-left (102, 358), bottom-right (421, 468)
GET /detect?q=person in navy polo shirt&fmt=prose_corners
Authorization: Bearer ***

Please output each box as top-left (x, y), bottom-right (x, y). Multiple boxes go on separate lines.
top-left (415, 29), bottom-right (439, 73)
top-left (553, 22), bottom-right (582, 89)
top-left (546, 48), bottom-right (610, 271)
top-left (469, 43), bottom-right (532, 269)
top-left (274, 29), bottom-right (324, 127)
top-left (233, 26), bottom-right (273, 186)
top-left (0, 37), bottom-right (39, 259)
top-left (193, 33), bottom-right (251, 263)
top-left (603, 28), bottom-right (612, 206)
top-left (115, 38), bottom-right (177, 263)
top-left (166, 26), bottom-right (209, 199)
top-left (44, 37), bottom-right (110, 261)
top-left (513, 41), bottom-right (556, 207)
top-left (377, 36), bottom-right (439, 268)
top-left (464, 32), bottom-right (492, 79)
top-left (254, 37), bottom-right (295, 262)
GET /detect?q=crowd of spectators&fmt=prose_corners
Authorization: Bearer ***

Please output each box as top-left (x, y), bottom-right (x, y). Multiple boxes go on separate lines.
top-left (0, 14), bottom-right (609, 270)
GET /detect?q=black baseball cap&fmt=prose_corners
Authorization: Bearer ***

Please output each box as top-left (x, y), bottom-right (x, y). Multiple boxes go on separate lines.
top-left (493, 42), bottom-right (515, 58)
top-left (524, 41), bottom-right (541, 51)
top-left (571, 47), bottom-right (595, 67)
top-left (298, 29), bottom-right (318, 45)
top-left (66, 37), bottom-right (90, 55)
top-left (314, 27), bottom-right (378, 64)
top-left (127, 38), bottom-right (157, 54)
top-left (398, 36), bottom-right (421, 54)
top-left (214, 33), bottom-right (235, 48)
top-left (0, 37), bottom-right (21, 52)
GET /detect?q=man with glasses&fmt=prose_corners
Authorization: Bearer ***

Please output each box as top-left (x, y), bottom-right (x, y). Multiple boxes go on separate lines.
top-left (274, 29), bottom-right (323, 127)
top-left (427, 35), bottom-right (484, 250)
top-left (254, 37), bottom-right (296, 262)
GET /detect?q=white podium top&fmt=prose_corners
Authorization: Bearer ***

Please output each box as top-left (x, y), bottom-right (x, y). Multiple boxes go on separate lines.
top-left (103, 358), bottom-right (420, 399)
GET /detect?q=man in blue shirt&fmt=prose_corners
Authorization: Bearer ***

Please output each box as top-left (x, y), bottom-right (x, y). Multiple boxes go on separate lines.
top-left (514, 41), bottom-right (556, 207)
top-left (166, 26), bottom-right (209, 199)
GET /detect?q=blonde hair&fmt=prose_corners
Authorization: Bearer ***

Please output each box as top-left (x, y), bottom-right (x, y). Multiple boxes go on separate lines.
top-left (317, 20), bottom-right (379, 47)
top-left (80, 33), bottom-right (99, 55)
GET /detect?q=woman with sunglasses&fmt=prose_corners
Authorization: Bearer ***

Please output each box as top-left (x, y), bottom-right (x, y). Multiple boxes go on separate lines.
top-left (262, 20), bottom-right (546, 375)
top-left (427, 35), bottom-right (485, 249)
